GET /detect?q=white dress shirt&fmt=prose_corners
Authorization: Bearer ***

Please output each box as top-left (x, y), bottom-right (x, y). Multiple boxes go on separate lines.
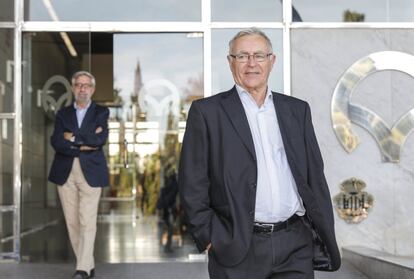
top-left (236, 85), bottom-right (305, 223)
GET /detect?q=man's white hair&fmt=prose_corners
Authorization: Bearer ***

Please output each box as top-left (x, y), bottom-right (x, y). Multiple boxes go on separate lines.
top-left (71, 71), bottom-right (96, 87)
top-left (228, 27), bottom-right (273, 54)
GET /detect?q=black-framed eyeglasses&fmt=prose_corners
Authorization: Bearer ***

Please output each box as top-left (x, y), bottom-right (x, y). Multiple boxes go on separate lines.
top-left (229, 53), bottom-right (273, 63)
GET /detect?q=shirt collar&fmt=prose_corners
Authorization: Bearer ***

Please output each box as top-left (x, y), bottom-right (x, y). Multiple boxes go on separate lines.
top-left (74, 101), bottom-right (91, 111)
top-left (235, 84), bottom-right (273, 107)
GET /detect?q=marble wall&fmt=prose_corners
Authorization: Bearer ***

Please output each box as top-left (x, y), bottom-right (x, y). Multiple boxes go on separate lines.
top-left (291, 29), bottom-right (414, 256)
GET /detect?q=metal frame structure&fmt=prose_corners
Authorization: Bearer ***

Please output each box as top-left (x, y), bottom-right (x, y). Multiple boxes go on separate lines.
top-left (1, 0), bottom-right (414, 261)
top-left (0, 0), bottom-right (23, 261)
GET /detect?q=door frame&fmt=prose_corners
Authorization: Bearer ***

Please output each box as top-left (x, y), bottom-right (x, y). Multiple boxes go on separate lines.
top-left (0, 0), bottom-right (23, 261)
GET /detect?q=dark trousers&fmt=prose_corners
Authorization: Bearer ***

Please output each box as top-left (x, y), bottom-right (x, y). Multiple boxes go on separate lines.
top-left (208, 218), bottom-right (314, 279)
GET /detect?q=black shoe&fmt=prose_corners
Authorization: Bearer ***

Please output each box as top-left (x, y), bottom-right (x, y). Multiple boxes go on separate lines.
top-left (164, 246), bottom-right (173, 253)
top-left (72, 270), bottom-right (90, 279)
top-left (90, 268), bottom-right (95, 278)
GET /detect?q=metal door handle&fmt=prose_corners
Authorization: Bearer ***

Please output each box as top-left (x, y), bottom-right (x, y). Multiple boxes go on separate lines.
top-left (123, 139), bottom-right (129, 168)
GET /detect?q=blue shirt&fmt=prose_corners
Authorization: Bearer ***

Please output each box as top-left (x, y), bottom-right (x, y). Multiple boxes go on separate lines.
top-left (236, 85), bottom-right (305, 223)
top-left (74, 101), bottom-right (91, 128)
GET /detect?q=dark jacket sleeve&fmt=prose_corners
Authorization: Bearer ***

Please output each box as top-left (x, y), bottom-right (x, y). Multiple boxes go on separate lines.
top-left (50, 110), bottom-right (80, 157)
top-left (178, 101), bottom-right (214, 252)
top-left (74, 107), bottom-right (109, 147)
top-left (304, 102), bottom-right (341, 271)
top-left (304, 103), bottom-right (335, 224)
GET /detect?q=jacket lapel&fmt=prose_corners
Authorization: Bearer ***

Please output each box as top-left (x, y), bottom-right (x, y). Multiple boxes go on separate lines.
top-left (68, 105), bottom-right (80, 130)
top-left (273, 92), bottom-right (305, 183)
top-left (220, 87), bottom-right (256, 161)
top-left (272, 92), bottom-right (293, 149)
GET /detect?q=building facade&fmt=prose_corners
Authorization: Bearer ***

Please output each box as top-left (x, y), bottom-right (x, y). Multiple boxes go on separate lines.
top-left (1, 0), bottom-right (414, 262)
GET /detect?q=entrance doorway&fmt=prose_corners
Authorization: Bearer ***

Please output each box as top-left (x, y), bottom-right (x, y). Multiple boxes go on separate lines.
top-left (19, 31), bottom-right (203, 262)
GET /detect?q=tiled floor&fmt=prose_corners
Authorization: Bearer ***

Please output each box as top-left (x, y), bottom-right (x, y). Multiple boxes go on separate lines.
top-left (19, 204), bottom-right (198, 263)
top-left (1, 204), bottom-right (369, 278)
top-left (0, 261), bottom-right (368, 279)
top-left (94, 214), bottom-right (198, 263)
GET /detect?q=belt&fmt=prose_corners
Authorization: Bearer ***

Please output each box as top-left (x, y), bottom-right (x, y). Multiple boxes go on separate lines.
top-left (253, 215), bottom-right (300, 234)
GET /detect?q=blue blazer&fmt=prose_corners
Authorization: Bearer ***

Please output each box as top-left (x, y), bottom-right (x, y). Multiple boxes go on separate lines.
top-left (48, 102), bottom-right (110, 187)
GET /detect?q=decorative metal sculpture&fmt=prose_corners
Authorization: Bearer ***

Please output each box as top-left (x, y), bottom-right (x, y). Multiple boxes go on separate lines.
top-left (331, 51), bottom-right (414, 163)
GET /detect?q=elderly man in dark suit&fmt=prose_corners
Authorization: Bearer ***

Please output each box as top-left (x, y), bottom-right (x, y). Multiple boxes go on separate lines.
top-left (49, 71), bottom-right (109, 279)
top-left (179, 28), bottom-right (341, 278)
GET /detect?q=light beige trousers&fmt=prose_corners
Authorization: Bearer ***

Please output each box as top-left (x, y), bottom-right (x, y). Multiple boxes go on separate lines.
top-left (58, 158), bottom-right (102, 273)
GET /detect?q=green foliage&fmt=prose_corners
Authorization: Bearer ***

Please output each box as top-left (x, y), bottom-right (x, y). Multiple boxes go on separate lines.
top-left (343, 10), bottom-right (365, 22)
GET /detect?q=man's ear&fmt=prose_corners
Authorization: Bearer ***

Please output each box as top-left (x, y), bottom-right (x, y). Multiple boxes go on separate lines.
top-left (271, 54), bottom-right (276, 69)
top-left (227, 55), bottom-right (232, 64)
top-left (227, 56), bottom-right (235, 73)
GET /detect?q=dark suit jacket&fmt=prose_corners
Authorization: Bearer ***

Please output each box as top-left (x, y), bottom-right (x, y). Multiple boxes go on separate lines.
top-left (179, 87), bottom-right (341, 270)
top-left (48, 102), bottom-right (110, 187)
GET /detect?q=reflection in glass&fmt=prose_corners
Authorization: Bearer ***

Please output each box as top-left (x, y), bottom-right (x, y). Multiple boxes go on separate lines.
top-left (112, 33), bottom-right (203, 255)
top-left (21, 32), bottom-right (91, 261)
top-left (0, 212), bottom-right (14, 253)
top-left (212, 0), bottom-right (282, 22)
top-left (0, 37), bottom-right (14, 253)
top-left (293, 0), bottom-right (414, 22)
top-left (0, 0), bottom-right (13, 22)
top-left (19, 31), bottom-right (203, 261)
top-left (0, 29), bottom-right (14, 113)
top-left (25, 0), bottom-right (200, 21)
top-left (0, 119), bottom-right (14, 253)
top-left (0, 118), bottom-right (14, 202)
top-left (212, 29), bottom-right (283, 95)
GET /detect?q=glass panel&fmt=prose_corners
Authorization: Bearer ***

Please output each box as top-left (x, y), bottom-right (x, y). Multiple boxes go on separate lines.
top-left (107, 32), bottom-right (203, 260)
top-left (0, 118), bottom-right (14, 254)
top-left (21, 32), bottom-right (91, 261)
top-left (0, 118), bottom-right (14, 205)
top-left (212, 28), bottom-right (284, 95)
top-left (212, 0), bottom-right (282, 22)
top-left (0, 212), bottom-right (14, 253)
top-left (25, 0), bottom-right (200, 21)
top-left (0, 29), bottom-right (14, 113)
top-left (293, 0), bottom-right (414, 22)
top-left (21, 31), bottom-right (203, 262)
top-left (0, 0), bottom-right (14, 22)
top-left (291, 28), bottom-right (414, 255)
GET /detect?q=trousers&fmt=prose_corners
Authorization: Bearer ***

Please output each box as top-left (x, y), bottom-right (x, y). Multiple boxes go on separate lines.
top-left (208, 217), bottom-right (314, 279)
top-left (58, 158), bottom-right (102, 273)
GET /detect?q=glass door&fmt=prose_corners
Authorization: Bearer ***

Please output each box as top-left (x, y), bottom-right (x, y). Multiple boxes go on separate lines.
top-left (20, 31), bottom-right (92, 261)
top-left (20, 31), bottom-right (204, 262)
top-left (95, 33), bottom-right (204, 261)
top-left (0, 27), bottom-right (18, 260)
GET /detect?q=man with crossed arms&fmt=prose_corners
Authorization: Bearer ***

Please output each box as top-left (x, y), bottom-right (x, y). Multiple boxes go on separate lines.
top-left (49, 71), bottom-right (109, 279)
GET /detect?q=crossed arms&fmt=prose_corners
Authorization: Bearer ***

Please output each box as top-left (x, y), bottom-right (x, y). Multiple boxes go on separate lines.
top-left (51, 108), bottom-right (109, 156)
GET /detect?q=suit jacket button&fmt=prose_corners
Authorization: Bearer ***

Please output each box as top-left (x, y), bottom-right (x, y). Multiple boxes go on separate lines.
top-left (251, 183), bottom-right (257, 188)
top-left (249, 211), bottom-right (254, 216)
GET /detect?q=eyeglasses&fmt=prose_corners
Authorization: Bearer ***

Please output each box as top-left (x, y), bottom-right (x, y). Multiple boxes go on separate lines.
top-left (229, 53), bottom-right (272, 63)
top-left (74, 83), bottom-right (93, 89)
